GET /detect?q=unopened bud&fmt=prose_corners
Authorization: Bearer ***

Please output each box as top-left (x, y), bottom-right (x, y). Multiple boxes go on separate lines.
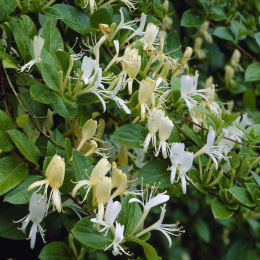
top-left (224, 65), bottom-right (234, 82)
top-left (82, 119), bottom-right (97, 140)
top-left (45, 154), bottom-right (65, 189)
top-left (181, 47), bottom-right (193, 65)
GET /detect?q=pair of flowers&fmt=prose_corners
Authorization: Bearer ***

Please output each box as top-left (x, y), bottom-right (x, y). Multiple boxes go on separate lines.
top-left (91, 186), bottom-right (183, 256)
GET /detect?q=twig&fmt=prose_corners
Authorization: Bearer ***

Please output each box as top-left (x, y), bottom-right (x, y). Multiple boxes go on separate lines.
top-left (180, 115), bottom-right (260, 148)
top-left (3, 68), bottom-right (65, 149)
top-left (102, 44), bottom-right (123, 70)
top-left (66, 194), bottom-right (93, 215)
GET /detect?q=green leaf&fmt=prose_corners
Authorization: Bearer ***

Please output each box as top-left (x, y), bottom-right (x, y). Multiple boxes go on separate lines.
top-left (166, 30), bottom-right (182, 59)
top-left (254, 32), bottom-right (260, 47)
top-left (45, 4), bottom-right (91, 34)
top-left (0, 156), bottom-right (28, 196)
top-left (41, 19), bottom-right (64, 53)
top-left (30, 84), bottom-right (58, 104)
top-left (171, 76), bottom-right (181, 103)
top-left (40, 62), bottom-right (60, 92)
top-left (112, 124), bottom-right (146, 148)
top-left (7, 129), bottom-right (41, 166)
top-left (72, 216), bottom-right (113, 249)
top-left (39, 242), bottom-right (74, 260)
top-left (0, 0), bottom-right (16, 22)
top-left (229, 152), bottom-right (240, 169)
top-left (0, 130), bottom-right (13, 152)
top-left (245, 62), bottom-right (260, 82)
top-left (16, 114), bottom-right (29, 128)
top-left (251, 171), bottom-right (260, 186)
top-left (138, 159), bottom-right (170, 189)
top-left (181, 9), bottom-right (204, 27)
top-left (210, 6), bottom-right (227, 21)
top-left (46, 129), bottom-right (65, 157)
top-left (90, 7), bottom-right (113, 28)
top-left (194, 219), bottom-right (210, 243)
top-left (132, 237), bottom-right (160, 260)
top-left (117, 195), bottom-right (143, 236)
top-left (9, 15), bottom-right (37, 61)
top-left (213, 26), bottom-right (233, 41)
top-left (243, 88), bottom-right (256, 111)
top-left (4, 175), bottom-right (41, 204)
top-left (0, 206), bottom-right (26, 240)
top-left (0, 50), bottom-right (19, 69)
top-left (229, 187), bottom-right (255, 207)
top-left (181, 126), bottom-right (203, 146)
top-left (72, 150), bottom-right (93, 197)
top-left (0, 109), bottom-right (15, 131)
top-left (211, 198), bottom-right (233, 219)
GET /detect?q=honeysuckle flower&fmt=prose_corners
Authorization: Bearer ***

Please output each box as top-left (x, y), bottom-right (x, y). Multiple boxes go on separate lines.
top-left (28, 155), bottom-right (65, 213)
top-left (224, 65), bottom-right (235, 84)
top-left (76, 119), bottom-right (97, 151)
top-left (135, 204), bottom-right (184, 247)
top-left (129, 185), bottom-right (169, 235)
top-left (15, 192), bottom-right (47, 249)
top-left (110, 163), bottom-right (128, 199)
top-left (143, 108), bottom-right (165, 152)
top-left (122, 47), bottom-right (141, 94)
top-left (72, 158), bottom-right (111, 202)
top-left (194, 126), bottom-right (226, 169)
top-left (230, 49), bottom-right (243, 71)
top-left (79, 56), bottom-right (111, 112)
top-left (91, 199), bottom-right (122, 235)
top-left (155, 116), bottom-right (174, 159)
top-left (95, 176), bottom-right (112, 220)
top-left (169, 143), bottom-right (194, 194)
top-left (194, 37), bottom-right (206, 60)
top-left (218, 113), bottom-right (252, 155)
top-left (199, 21), bottom-right (213, 43)
top-left (143, 23), bottom-right (159, 51)
top-left (122, 12), bottom-right (147, 45)
top-left (84, 0), bottom-right (97, 14)
top-left (181, 46), bottom-right (193, 69)
top-left (109, 8), bottom-right (136, 41)
top-left (121, 0), bottom-right (138, 12)
top-left (93, 35), bottom-right (106, 65)
top-left (21, 36), bottom-right (44, 72)
top-left (138, 77), bottom-right (156, 119)
top-left (105, 222), bottom-right (130, 256)
top-left (180, 71), bottom-right (208, 111)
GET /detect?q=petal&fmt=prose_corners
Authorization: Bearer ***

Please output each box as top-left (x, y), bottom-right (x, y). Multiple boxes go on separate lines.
top-left (72, 180), bottom-right (90, 197)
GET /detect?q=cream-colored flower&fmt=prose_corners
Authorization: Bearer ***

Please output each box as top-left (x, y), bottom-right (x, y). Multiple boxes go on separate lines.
top-left (28, 155), bottom-right (65, 213)
top-left (143, 23), bottom-right (159, 51)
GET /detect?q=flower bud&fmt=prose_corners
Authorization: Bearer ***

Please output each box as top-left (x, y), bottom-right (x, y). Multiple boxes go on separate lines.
top-left (33, 36), bottom-right (44, 60)
top-left (82, 119), bottom-right (97, 140)
top-left (159, 116), bottom-right (173, 141)
top-left (224, 65), bottom-right (234, 82)
top-left (181, 47), bottom-right (193, 65)
top-left (45, 154), bottom-right (65, 189)
top-left (96, 176), bottom-right (112, 204)
top-left (90, 158), bottom-right (111, 184)
top-left (138, 78), bottom-right (156, 105)
top-left (230, 49), bottom-right (241, 68)
top-left (143, 23), bottom-right (159, 50)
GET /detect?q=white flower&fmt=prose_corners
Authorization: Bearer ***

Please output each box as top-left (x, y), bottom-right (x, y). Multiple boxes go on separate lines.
top-left (79, 56), bottom-right (111, 112)
top-left (109, 8), bottom-right (136, 41)
top-left (143, 108), bottom-right (165, 152)
top-left (28, 155), bottom-right (65, 213)
top-left (21, 36), bottom-right (44, 72)
top-left (143, 23), bottom-right (159, 51)
top-left (91, 199), bottom-right (122, 235)
top-left (180, 71), bottom-right (208, 111)
top-left (135, 204), bottom-right (184, 247)
top-left (121, 0), bottom-right (138, 12)
top-left (194, 126), bottom-right (226, 169)
top-left (129, 185), bottom-right (169, 235)
top-left (169, 143), bottom-right (193, 194)
top-left (14, 192), bottom-right (47, 249)
top-left (155, 116), bottom-right (174, 159)
top-left (105, 222), bottom-right (130, 256)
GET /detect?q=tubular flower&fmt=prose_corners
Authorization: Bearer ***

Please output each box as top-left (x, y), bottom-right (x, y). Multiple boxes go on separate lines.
top-left (91, 199), bottom-right (122, 235)
top-left (194, 37), bottom-right (206, 60)
top-left (28, 155), bottom-right (65, 213)
top-left (15, 192), bottom-right (47, 249)
top-left (180, 71), bottom-right (208, 111)
top-left (72, 158), bottom-right (111, 203)
top-left (95, 176), bottom-right (112, 220)
top-left (21, 36), bottom-right (44, 72)
top-left (138, 78), bottom-right (156, 119)
top-left (135, 204), bottom-right (184, 246)
top-left (110, 162), bottom-right (128, 199)
top-left (194, 126), bottom-right (226, 169)
top-left (143, 108), bottom-right (165, 152)
top-left (169, 143), bottom-right (194, 194)
top-left (122, 47), bottom-right (141, 94)
top-left (76, 119), bottom-right (97, 151)
top-left (155, 116), bottom-right (174, 159)
top-left (143, 23), bottom-right (159, 51)
top-left (105, 222), bottom-right (130, 256)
